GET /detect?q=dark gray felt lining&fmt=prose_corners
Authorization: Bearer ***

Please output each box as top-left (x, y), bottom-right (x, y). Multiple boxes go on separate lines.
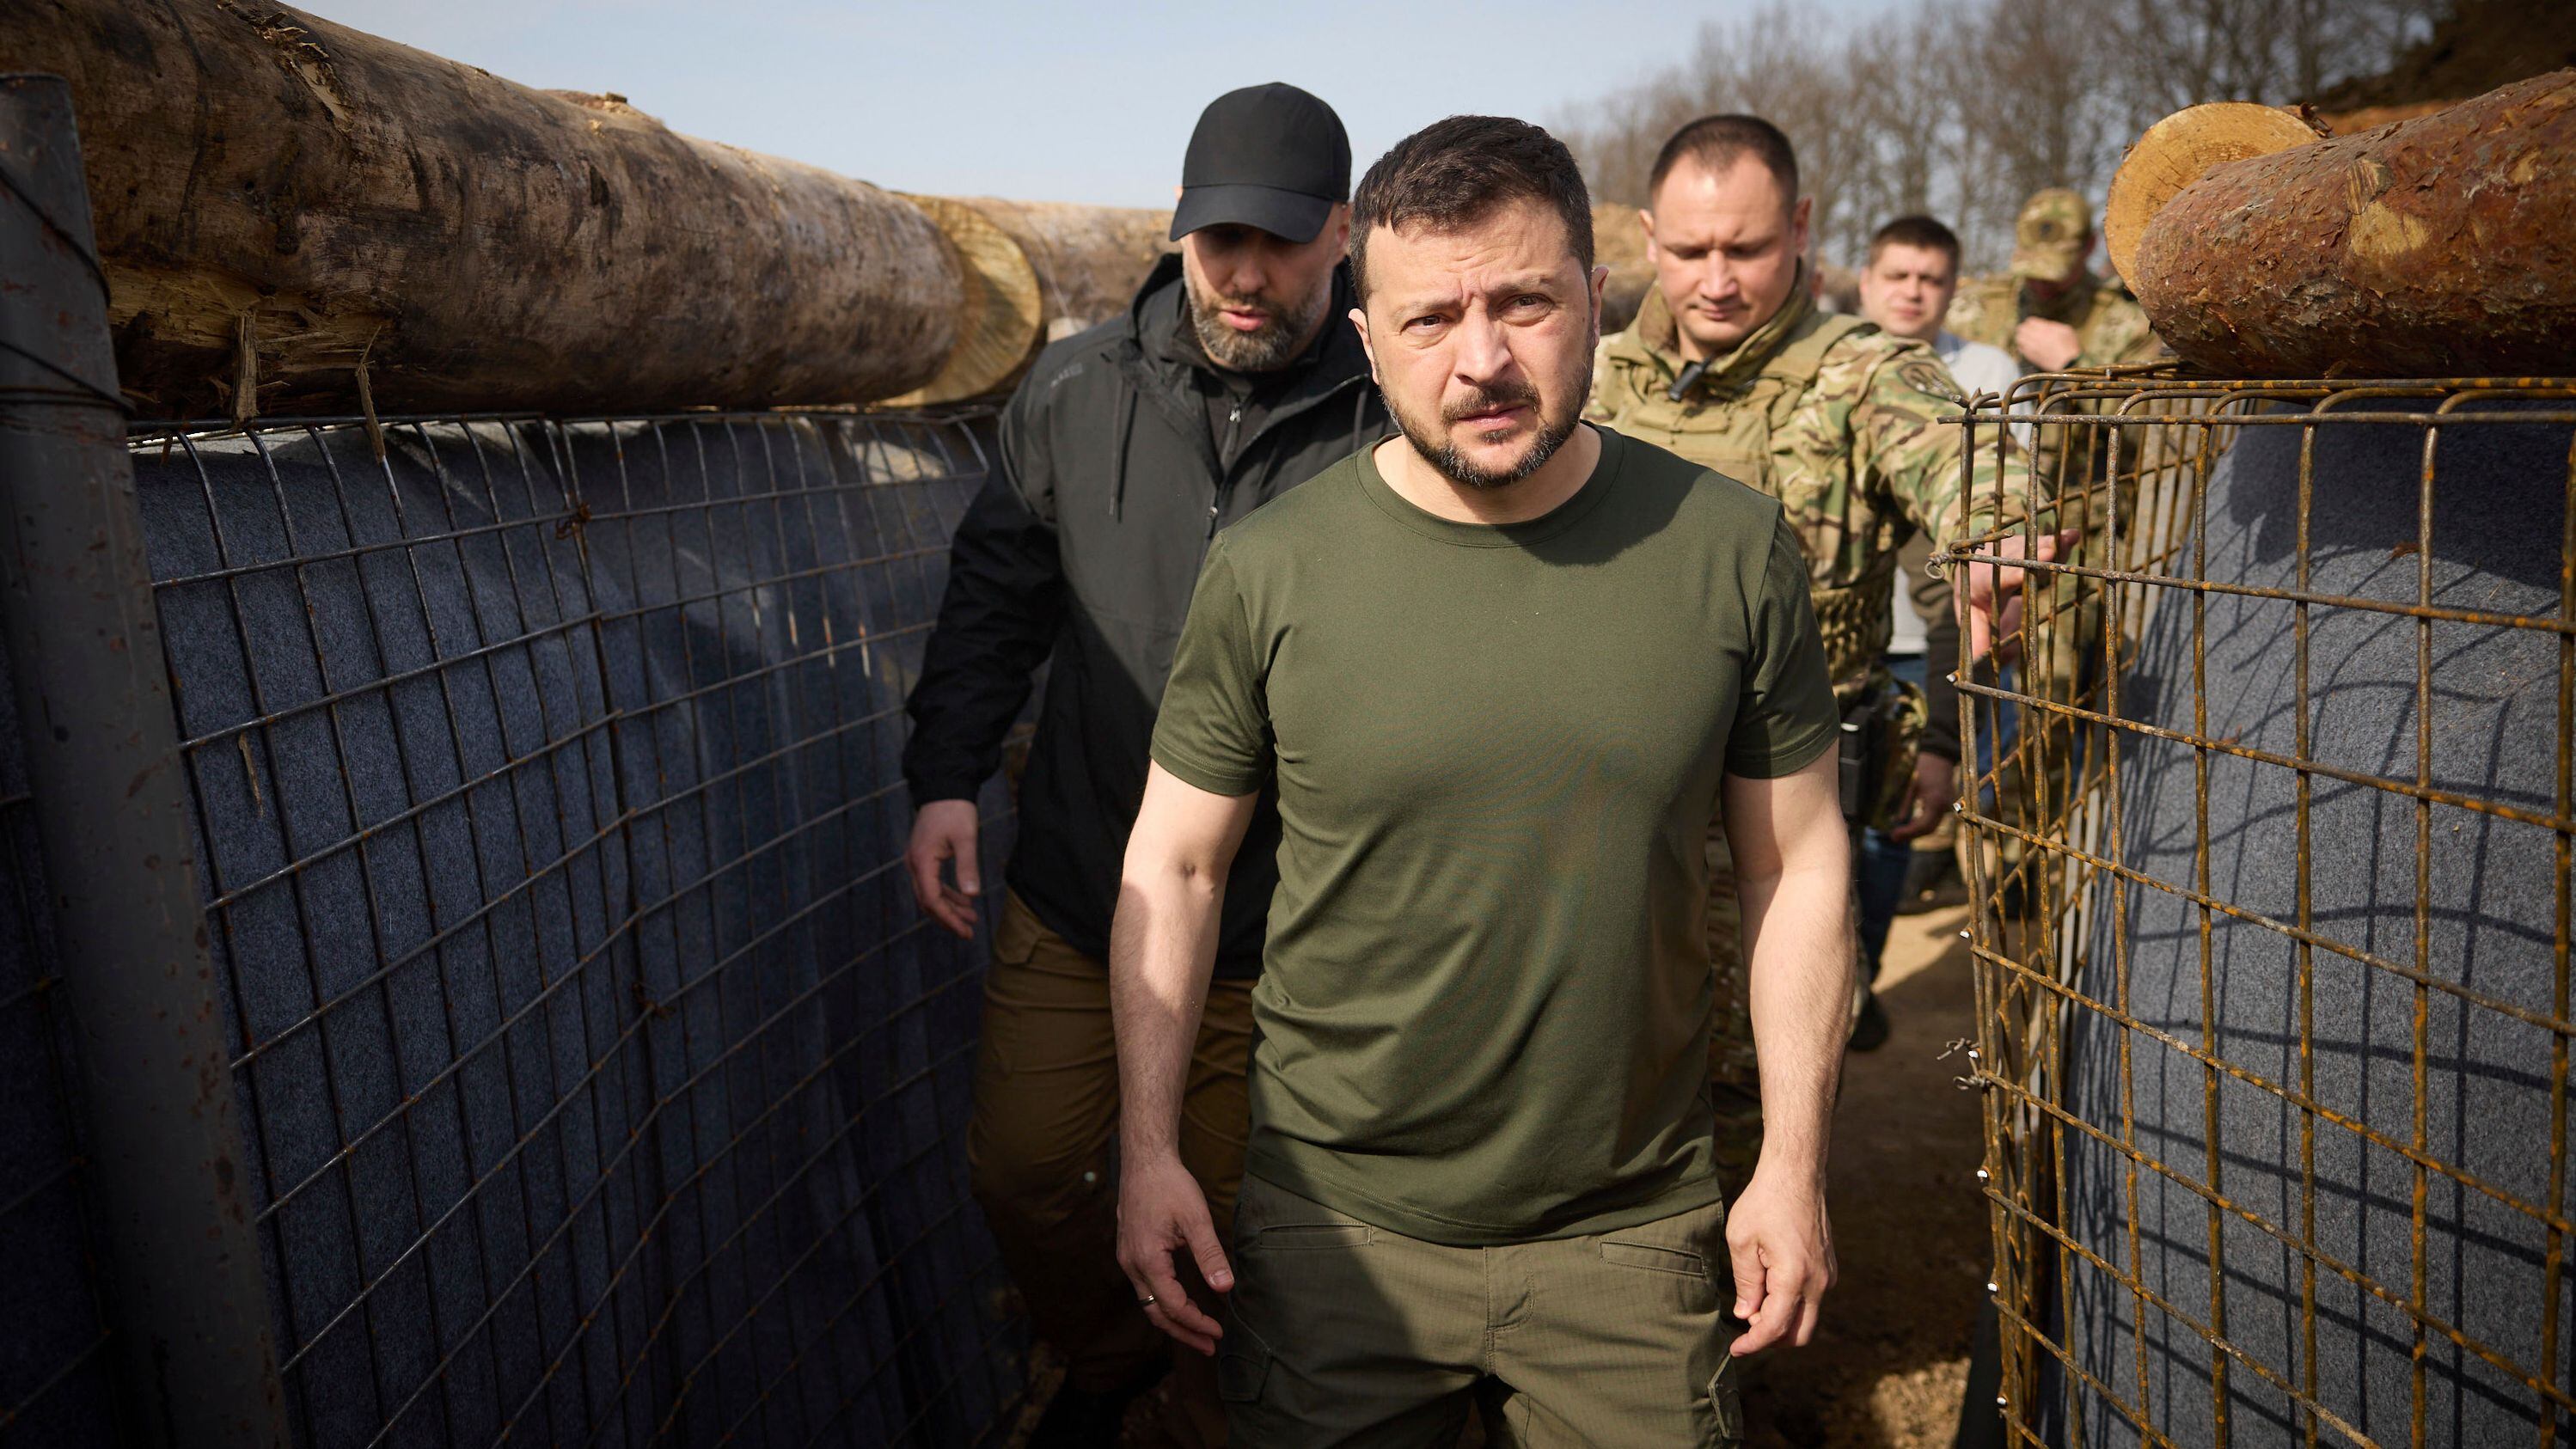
top-left (3, 414), bottom-right (1021, 1448)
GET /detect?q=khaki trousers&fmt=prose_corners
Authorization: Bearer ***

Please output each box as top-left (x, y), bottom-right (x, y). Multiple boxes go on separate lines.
top-left (966, 891), bottom-right (1254, 1436)
top-left (1220, 1176), bottom-right (1747, 1447)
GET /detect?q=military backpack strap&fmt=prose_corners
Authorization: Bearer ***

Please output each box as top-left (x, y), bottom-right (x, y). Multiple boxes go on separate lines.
top-left (1755, 312), bottom-right (1874, 430)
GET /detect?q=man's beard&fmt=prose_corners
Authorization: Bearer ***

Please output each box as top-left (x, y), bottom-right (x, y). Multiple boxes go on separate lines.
top-left (1187, 278), bottom-right (1331, 372)
top-left (1384, 361), bottom-right (1589, 492)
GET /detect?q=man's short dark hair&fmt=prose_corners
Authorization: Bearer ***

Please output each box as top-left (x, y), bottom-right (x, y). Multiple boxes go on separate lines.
top-left (1869, 214), bottom-right (1961, 271)
top-left (1349, 115), bottom-right (1593, 302)
top-left (1647, 114), bottom-right (1798, 204)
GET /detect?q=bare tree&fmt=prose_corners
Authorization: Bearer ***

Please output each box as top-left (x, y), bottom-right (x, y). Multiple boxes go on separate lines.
top-left (1552, 0), bottom-right (2437, 279)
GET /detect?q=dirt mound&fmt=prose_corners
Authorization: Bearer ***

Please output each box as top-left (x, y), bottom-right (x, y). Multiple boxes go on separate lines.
top-left (2310, 0), bottom-right (2576, 119)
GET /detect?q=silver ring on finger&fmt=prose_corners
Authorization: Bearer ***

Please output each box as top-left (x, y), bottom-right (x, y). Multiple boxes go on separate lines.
top-left (1138, 1294), bottom-right (1158, 1307)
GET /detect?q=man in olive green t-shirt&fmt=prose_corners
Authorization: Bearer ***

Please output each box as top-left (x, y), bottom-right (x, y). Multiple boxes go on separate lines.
top-left (1109, 117), bottom-right (2040, 1446)
top-left (1098, 115), bottom-right (1844, 1446)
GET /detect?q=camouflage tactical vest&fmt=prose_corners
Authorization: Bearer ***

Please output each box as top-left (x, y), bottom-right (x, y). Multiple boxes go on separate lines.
top-left (1592, 289), bottom-right (1895, 695)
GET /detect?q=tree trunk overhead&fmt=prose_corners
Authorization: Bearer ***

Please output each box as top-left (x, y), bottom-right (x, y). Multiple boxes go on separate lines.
top-left (874, 194), bottom-right (1044, 407)
top-left (15, 0), bottom-right (963, 417)
top-left (947, 198), bottom-right (1177, 338)
top-left (2102, 101), bottom-right (2323, 284)
top-left (2119, 70), bottom-right (2576, 378)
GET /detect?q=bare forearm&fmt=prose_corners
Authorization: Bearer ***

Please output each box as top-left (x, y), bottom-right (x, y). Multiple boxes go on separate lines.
top-left (1109, 865), bottom-right (1226, 1166)
top-left (1737, 851), bottom-right (1853, 1183)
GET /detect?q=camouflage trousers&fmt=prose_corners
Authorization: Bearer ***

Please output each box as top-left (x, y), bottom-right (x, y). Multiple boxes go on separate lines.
top-left (1704, 817), bottom-right (1864, 1201)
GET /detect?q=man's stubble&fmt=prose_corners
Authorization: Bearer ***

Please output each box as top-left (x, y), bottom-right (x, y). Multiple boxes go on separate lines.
top-left (1381, 348), bottom-right (1594, 492)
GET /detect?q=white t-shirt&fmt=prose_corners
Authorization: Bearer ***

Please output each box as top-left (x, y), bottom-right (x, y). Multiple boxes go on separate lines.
top-left (1935, 331), bottom-right (2021, 403)
top-left (1886, 333), bottom-right (2024, 656)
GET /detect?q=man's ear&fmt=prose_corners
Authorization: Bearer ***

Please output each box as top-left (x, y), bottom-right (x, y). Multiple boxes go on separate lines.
top-left (1790, 194), bottom-right (1814, 256)
top-left (1588, 264), bottom-right (1610, 345)
top-left (1327, 202), bottom-right (1352, 254)
top-left (1348, 306), bottom-right (1377, 382)
top-left (1637, 207), bottom-right (1657, 262)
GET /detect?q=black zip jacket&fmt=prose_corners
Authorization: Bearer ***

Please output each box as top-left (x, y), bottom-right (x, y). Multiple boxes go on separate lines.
top-left (902, 254), bottom-right (1384, 978)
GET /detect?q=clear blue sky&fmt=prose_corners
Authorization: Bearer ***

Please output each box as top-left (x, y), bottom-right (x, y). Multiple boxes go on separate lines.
top-left (325, 1), bottom-right (1899, 207)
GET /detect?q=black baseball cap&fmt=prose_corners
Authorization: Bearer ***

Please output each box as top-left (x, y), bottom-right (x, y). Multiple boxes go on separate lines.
top-left (1170, 83), bottom-right (1352, 244)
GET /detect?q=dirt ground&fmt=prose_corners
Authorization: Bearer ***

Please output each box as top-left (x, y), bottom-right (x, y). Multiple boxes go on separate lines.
top-left (1739, 900), bottom-right (1986, 1449)
top-left (1004, 897), bottom-right (1989, 1449)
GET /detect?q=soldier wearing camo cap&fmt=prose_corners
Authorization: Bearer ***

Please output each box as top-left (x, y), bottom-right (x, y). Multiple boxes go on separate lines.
top-left (1947, 187), bottom-right (2159, 376)
top-left (1589, 114), bottom-right (2058, 1195)
top-left (1949, 189), bottom-right (2166, 931)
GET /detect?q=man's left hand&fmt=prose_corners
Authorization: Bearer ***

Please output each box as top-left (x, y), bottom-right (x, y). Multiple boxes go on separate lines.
top-left (1725, 1168), bottom-right (1836, 1356)
top-left (1886, 752), bottom-right (1958, 842)
top-left (2014, 316), bottom-right (2083, 372)
top-left (1961, 528), bottom-right (2082, 664)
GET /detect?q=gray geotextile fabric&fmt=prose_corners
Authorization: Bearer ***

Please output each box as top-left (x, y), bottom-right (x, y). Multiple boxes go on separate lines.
top-left (2056, 406), bottom-right (2575, 1445)
top-left (0, 415), bottom-right (1019, 1448)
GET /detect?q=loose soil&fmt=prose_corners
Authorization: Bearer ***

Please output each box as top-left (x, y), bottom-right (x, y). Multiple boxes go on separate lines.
top-left (1005, 899), bottom-right (1989, 1448)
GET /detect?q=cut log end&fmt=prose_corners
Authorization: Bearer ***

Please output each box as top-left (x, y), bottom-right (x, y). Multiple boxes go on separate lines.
top-left (878, 194), bottom-right (1045, 407)
top-left (2105, 102), bottom-right (2322, 283)
top-left (2126, 70), bottom-right (2576, 379)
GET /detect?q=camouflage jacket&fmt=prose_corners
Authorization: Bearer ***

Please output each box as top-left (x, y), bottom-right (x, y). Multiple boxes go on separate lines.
top-left (1589, 281), bottom-right (2028, 703)
top-left (1948, 269), bottom-right (2163, 494)
top-left (1945, 269), bottom-right (2162, 371)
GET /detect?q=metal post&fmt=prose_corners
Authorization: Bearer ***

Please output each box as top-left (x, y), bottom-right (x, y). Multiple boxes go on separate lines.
top-left (0, 76), bottom-right (288, 1449)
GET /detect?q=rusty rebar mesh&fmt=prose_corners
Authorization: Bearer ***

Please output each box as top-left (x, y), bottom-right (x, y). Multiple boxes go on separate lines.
top-left (0, 661), bottom-right (119, 1444)
top-left (118, 409), bottom-right (1022, 1448)
top-left (1946, 373), bottom-right (2576, 1447)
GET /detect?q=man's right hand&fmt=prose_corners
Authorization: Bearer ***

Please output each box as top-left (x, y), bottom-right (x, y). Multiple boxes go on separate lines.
top-left (1116, 1153), bottom-right (1233, 1355)
top-left (906, 799), bottom-right (982, 938)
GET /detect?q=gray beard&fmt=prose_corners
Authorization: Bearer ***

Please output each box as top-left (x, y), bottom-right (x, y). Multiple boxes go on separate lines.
top-left (1187, 284), bottom-right (1329, 373)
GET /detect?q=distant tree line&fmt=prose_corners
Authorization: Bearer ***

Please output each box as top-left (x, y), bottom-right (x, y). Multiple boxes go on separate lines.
top-left (1557, 0), bottom-right (2440, 277)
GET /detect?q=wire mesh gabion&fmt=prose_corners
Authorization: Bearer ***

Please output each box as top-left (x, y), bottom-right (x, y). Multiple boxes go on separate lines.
top-left (2, 408), bottom-right (1030, 1449)
top-left (1949, 372), bottom-right (2576, 1447)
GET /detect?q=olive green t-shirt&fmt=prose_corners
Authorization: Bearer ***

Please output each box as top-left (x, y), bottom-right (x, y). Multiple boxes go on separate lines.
top-left (1150, 425), bottom-right (1839, 1245)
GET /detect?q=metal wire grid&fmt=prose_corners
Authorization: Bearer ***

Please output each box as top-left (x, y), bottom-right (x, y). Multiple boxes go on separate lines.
top-left (115, 408), bottom-right (1022, 1448)
top-left (0, 657), bottom-right (119, 1445)
top-left (1948, 374), bottom-right (2576, 1446)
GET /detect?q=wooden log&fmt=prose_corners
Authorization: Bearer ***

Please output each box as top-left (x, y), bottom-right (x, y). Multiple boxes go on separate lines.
top-left (11, 0), bottom-right (962, 417)
top-left (949, 199), bottom-right (1177, 338)
top-left (2121, 70), bottom-right (2576, 378)
top-left (2103, 101), bottom-right (2322, 284)
top-left (874, 195), bottom-right (1043, 407)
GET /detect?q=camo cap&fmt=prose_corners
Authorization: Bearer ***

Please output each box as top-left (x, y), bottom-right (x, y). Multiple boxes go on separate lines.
top-left (2010, 187), bottom-right (2092, 284)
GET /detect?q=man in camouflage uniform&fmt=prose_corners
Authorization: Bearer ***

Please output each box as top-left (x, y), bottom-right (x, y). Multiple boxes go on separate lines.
top-left (1588, 115), bottom-right (2048, 1195)
top-left (1949, 190), bottom-right (2166, 913)
top-left (1947, 187), bottom-right (2158, 379)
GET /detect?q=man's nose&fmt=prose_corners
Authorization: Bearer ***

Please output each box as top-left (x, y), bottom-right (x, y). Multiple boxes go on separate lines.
top-left (1450, 311), bottom-right (1516, 385)
top-left (1224, 245), bottom-right (1271, 299)
top-left (1697, 257), bottom-right (1737, 300)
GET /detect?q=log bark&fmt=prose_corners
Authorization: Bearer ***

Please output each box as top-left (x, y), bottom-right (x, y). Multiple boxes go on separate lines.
top-left (2124, 70), bottom-right (2576, 378)
top-left (11, 0), bottom-right (962, 417)
top-left (874, 195), bottom-right (1043, 407)
top-left (2103, 101), bottom-right (2322, 284)
top-left (949, 199), bottom-right (1176, 338)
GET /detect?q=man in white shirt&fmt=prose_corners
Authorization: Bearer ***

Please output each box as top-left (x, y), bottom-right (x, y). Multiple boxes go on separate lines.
top-left (1859, 214), bottom-right (2018, 400)
top-left (1857, 213), bottom-right (2016, 920)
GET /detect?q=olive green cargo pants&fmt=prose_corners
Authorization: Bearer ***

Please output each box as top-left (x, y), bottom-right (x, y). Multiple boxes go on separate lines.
top-left (1218, 1176), bottom-right (1747, 1447)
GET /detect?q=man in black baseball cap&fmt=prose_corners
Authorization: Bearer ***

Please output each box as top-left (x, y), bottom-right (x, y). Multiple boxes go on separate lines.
top-left (903, 81), bottom-right (1378, 1449)
top-left (1171, 82), bottom-right (1353, 244)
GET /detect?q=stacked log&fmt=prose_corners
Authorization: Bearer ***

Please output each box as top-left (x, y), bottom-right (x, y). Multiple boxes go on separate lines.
top-left (874, 198), bottom-right (1176, 407)
top-left (6, 0), bottom-right (1177, 418)
top-left (2107, 70), bottom-right (2576, 378)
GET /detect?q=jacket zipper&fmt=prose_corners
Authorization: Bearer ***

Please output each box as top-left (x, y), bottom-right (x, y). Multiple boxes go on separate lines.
top-left (1208, 399), bottom-right (1245, 538)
